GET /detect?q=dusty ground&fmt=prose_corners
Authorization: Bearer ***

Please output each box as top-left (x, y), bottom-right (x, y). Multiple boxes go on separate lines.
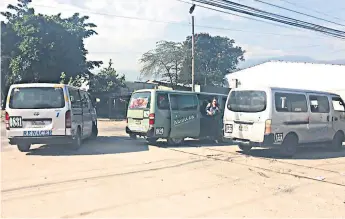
top-left (1, 120), bottom-right (345, 218)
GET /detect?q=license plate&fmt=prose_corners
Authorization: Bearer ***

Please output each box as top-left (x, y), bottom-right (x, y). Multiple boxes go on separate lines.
top-left (135, 120), bottom-right (141, 125)
top-left (9, 116), bottom-right (23, 128)
top-left (238, 124), bottom-right (248, 131)
top-left (225, 124), bottom-right (233, 133)
top-left (155, 127), bottom-right (164, 135)
top-left (31, 121), bottom-right (48, 127)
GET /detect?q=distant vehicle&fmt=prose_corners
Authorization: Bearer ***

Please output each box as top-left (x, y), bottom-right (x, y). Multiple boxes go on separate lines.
top-left (223, 87), bottom-right (345, 156)
top-left (5, 83), bottom-right (98, 152)
top-left (126, 89), bottom-right (228, 145)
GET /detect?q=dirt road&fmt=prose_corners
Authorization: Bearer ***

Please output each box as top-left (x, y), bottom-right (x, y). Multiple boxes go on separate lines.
top-left (1, 120), bottom-right (345, 217)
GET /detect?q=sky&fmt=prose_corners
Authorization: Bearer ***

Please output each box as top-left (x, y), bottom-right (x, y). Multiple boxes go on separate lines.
top-left (1, 0), bottom-right (345, 81)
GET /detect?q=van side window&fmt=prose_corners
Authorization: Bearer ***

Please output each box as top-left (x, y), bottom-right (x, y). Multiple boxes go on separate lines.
top-left (309, 95), bottom-right (330, 113)
top-left (157, 93), bottom-right (170, 110)
top-left (80, 91), bottom-right (90, 108)
top-left (331, 97), bottom-right (345, 112)
top-left (178, 95), bottom-right (198, 111)
top-left (275, 93), bottom-right (308, 112)
top-left (169, 94), bottom-right (198, 111)
top-left (69, 88), bottom-right (81, 108)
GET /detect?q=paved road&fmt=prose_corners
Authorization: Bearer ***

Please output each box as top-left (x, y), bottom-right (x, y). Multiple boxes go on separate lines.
top-left (1, 120), bottom-right (345, 217)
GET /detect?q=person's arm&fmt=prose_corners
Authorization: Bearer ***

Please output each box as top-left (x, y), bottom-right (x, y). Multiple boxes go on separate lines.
top-left (205, 103), bottom-right (211, 115)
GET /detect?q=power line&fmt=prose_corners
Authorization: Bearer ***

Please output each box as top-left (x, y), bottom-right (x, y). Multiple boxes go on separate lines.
top-left (254, 0), bottom-right (345, 28)
top-left (1, 0), bottom-right (342, 40)
top-left (277, 0), bottom-right (345, 23)
top-left (191, 0), bottom-right (345, 39)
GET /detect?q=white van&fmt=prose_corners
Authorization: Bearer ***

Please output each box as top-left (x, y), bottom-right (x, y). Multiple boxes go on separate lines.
top-left (223, 87), bottom-right (345, 156)
top-left (5, 83), bottom-right (98, 152)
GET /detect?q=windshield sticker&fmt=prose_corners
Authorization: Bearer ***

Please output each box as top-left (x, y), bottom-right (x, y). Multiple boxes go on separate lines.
top-left (143, 111), bottom-right (149, 118)
top-left (23, 130), bottom-right (52, 136)
top-left (173, 114), bottom-right (196, 126)
top-left (129, 97), bottom-right (149, 109)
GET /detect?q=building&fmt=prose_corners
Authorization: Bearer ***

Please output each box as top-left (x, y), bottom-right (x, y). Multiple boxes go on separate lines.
top-left (226, 61), bottom-right (345, 99)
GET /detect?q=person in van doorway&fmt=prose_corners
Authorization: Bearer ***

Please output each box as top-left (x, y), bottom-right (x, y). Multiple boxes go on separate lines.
top-left (206, 98), bottom-right (221, 143)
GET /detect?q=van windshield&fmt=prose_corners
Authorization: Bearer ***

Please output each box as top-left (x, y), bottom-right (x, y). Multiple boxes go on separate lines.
top-left (228, 90), bottom-right (267, 112)
top-left (129, 92), bottom-right (151, 109)
top-left (9, 87), bottom-right (65, 109)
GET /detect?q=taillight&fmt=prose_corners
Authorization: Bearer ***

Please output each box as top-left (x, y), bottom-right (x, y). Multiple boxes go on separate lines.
top-left (5, 112), bottom-right (9, 130)
top-left (65, 110), bottom-right (71, 128)
top-left (149, 113), bottom-right (155, 125)
top-left (265, 119), bottom-right (272, 134)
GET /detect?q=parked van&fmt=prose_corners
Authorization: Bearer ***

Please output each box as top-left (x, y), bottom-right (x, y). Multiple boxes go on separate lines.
top-left (125, 89), bottom-right (228, 145)
top-left (223, 87), bottom-right (345, 156)
top-left (5, 83), bottom-right (98, 152)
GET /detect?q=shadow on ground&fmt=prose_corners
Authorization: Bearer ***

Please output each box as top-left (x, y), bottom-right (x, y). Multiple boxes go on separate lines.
top-left (26, 136), bottom-right (149, 156)
top-left (237, 146), bottom-right (345, 160)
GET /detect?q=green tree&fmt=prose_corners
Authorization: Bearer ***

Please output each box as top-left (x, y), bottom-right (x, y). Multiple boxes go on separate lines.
top-left (1, 0), bottom-right (102, 102)
top-left (180, 33), bottom-right (245, 86)
top-left (139, 41), bottom-right (185, 88)
top-left (89, 59), bottom-right (126, 93)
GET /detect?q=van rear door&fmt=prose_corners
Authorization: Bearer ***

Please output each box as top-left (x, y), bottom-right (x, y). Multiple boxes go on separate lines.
top-left (226, 90), bottom-right (268, 142)
top-left (6, 85), bottom-right (67, 137)
top-left (127, 91), bottom-right (151, 132)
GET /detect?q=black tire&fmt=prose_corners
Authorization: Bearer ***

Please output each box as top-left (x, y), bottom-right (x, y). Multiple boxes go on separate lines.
top-left (146, 138), bottom-right (158, 145)
top-left (129, 134), bottom-right (137, 139)
top-left (238, 144), bottom-right (252, 153)
top-left (17, 144), bottom-right (31, 152)
top-left (72, 128), bottom-right (82, 150)
top-left (167, 137), bottom-right (184, 146)
top-left (280, 134), bottom-right (298, 157)
top-left (90, 123), bottom-right (98, 140)
top-left (330, 132), bottom-right (344, 151)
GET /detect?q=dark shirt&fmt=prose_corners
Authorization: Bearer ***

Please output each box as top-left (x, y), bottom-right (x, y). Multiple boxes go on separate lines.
top-left (206, 103), bottom-right (220, 117)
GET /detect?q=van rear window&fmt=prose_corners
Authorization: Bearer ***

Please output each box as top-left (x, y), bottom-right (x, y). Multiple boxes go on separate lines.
top-left (9, 87), bottom-right (65, 109)
top-left (129, 92), bottom-right (151, 109)
top-left (228, 90), bottom-right (267, 112)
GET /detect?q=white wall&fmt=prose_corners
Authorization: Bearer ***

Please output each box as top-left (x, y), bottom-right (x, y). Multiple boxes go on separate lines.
top-left (227, 61), bottom-right (345, 91)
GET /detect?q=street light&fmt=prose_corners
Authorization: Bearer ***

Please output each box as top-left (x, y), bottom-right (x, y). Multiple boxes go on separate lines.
top-left (189, 4), bottom-right (196, 92)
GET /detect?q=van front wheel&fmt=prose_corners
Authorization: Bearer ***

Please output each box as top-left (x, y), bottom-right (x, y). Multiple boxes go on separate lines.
top-left (17, 144), bottom-right (31, 152)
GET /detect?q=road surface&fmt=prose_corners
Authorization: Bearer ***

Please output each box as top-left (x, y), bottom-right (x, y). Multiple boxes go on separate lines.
top-left (1, 120), bottom-right (345, 217)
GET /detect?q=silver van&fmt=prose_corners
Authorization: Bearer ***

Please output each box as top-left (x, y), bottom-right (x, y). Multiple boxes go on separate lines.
top-left (223, 87), bottom-right (345, 156)
top-left (126, 89), bottom-right (227, 145)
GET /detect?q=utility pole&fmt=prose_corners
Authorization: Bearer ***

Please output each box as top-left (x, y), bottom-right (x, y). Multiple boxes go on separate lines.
top-left (189, 4), bottom-right (196, 92)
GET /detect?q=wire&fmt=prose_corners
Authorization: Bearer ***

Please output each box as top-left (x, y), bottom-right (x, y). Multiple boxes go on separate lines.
top-left (278, 0), bottom-right (345, 23)
top-left (191, 0), bottom-right (345, 39)
top-left (2, 0), bottom-right (342, 40)
top-left (254, 0), bottom-right (345, 28)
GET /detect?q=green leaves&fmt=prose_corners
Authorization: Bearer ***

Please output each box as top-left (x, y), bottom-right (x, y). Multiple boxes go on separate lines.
top-left (1, 0), bottom-right (102, 95)
top-left (89, 59), bottom-right (126, 93)
top-left (139, 33), bottom-right (245, 87)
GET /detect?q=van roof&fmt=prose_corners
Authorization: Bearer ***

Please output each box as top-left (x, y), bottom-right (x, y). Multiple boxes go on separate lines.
top-left (231, 86), bottom-right (340, 97)
top-left (132, 89), bottom-right (228, 97)
top-left (9, 83), bottom-right (85, 91)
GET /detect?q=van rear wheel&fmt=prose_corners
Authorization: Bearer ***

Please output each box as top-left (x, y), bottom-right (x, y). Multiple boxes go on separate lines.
top-left (167, 138), bottom-right (184, 146)
top-left (72, 128), bottom-right (82, 150)
top-left (238, 144), bottom-right (252, 153)
top-left (280, 134), bottom-right (298, 157)
top-left (330, 132), bottom-right (344, 151)
top-left (17, 144), bottom-right (31, 152)
top-left (90, 123), bottom-right (98, 140)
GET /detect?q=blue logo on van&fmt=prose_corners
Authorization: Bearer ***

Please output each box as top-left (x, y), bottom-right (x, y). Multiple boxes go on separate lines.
top-left (56, 112), bottom-right (60, 118)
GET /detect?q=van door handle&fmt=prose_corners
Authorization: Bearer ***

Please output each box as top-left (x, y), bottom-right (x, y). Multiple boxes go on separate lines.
top-left (327, 115), bottom-right (330, 122)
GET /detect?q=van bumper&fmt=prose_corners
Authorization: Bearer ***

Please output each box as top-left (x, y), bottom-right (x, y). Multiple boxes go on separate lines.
top-left (8, 136), bottom-right (73, 145)
top-left (126, 126), bottom-right (154, 138)
top-left (230, 133), bottom-right (281, 147)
